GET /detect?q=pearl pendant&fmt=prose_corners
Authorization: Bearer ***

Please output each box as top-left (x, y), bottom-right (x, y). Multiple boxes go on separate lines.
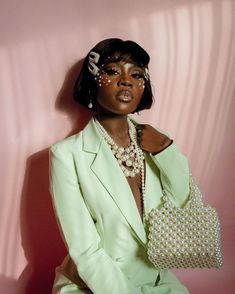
top-left (126, 159), bottom-right (132, 167)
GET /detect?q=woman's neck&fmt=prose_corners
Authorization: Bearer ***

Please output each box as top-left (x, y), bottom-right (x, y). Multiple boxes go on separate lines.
top-left (95, 114), bottom-right (130, 144)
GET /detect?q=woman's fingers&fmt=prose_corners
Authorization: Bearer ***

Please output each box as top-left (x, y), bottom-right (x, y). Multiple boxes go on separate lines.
top-left (136, 124), bottom-right (172, 154)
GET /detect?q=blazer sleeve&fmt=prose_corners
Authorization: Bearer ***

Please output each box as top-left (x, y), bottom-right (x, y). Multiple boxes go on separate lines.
top-left (150, 142), bottom-right (190, 207)
top-left (49, 144), bottom-right (143, 294)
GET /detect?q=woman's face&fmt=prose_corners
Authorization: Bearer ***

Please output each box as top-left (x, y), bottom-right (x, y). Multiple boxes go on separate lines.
top-left (95, 61), bottom-right (146, 116)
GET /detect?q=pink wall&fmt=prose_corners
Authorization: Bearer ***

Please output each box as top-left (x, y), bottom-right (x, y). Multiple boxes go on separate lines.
top-left (0, 0), bottom-right (234, 293)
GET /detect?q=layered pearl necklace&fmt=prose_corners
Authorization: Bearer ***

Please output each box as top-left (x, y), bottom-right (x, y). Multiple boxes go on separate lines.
top-left (94, 116), bottom-right (146, 215)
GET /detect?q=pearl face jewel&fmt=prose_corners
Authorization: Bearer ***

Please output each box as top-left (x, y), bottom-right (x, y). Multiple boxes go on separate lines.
top-left (147, 176), bottom-right (223, 269)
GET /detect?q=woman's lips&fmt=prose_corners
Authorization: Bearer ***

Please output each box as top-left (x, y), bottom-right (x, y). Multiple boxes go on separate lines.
top-left (116, 90), bottom-right (133, 102)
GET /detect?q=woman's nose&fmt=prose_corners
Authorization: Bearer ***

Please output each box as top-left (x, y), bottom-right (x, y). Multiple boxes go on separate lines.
top-left (118, 74), bottom-right (133, 87)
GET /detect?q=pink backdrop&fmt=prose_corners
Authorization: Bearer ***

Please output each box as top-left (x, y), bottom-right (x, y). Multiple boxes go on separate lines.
top-left (0, 0), bottom-right (234, 293)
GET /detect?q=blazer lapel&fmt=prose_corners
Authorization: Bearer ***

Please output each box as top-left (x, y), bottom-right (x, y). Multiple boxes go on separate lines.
top-left (82, 118), bottom-right (147, 245)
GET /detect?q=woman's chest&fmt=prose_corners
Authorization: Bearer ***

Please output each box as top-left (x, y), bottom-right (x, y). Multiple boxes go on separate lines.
top-left (76, 151), bottom-right (163, 219)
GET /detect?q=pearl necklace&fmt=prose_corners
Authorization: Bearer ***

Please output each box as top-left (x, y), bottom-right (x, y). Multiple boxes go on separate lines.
top-left (94, 117), bottom-right (146, 216)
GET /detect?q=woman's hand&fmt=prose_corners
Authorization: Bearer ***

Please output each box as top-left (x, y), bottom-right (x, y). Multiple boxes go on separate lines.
top-left (136, 124), bottom-right (173, 154)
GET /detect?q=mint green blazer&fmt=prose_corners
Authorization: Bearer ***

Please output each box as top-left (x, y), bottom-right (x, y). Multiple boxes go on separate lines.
top-left (50, 118), bottom-right (190, 294)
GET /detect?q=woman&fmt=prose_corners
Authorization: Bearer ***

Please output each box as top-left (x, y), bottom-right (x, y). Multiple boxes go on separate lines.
top-left (50, 38), bottom-right (190, 293)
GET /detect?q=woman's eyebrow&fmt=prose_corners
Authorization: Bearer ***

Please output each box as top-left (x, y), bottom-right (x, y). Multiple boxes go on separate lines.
top-left (132, 66), bottom-right (144, 71)
top-left (102, 62), bottom-right (119, 68)
top-left (128, 65), bottom-right (145, 72)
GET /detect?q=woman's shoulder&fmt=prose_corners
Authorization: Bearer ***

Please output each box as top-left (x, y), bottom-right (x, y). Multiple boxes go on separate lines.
top-left (50, 132), bottom-right (83, 156)
top-left (50, 118), bottom-right (95, 153)
top-left (51, 132), bottom-right (80, 147)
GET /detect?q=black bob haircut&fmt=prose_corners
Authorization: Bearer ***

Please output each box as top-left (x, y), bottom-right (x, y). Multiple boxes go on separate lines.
top-left (73, 38), bottom-right (153, 112)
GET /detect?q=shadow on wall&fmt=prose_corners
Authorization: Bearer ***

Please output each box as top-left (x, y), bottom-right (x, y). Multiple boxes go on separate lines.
top-left (0, 276), bottom-right (18, 294)
top-left (18, 60), bottom-right (93, 294)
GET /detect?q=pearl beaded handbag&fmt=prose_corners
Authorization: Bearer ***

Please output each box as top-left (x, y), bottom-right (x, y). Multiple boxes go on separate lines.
top-left (147, 176), bottom-right (223, 269)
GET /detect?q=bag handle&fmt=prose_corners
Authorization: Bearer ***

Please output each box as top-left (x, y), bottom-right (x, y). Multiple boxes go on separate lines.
top-left (161, 175), bottom-right (204, 209)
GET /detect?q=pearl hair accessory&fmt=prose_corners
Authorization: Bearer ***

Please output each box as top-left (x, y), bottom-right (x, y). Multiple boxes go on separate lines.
top-left (88, 51), bottom-right (150, 83)
top-left (147, 176), bottom-right (223, 269)
top-left (88, 51), bottom-right (100, 76)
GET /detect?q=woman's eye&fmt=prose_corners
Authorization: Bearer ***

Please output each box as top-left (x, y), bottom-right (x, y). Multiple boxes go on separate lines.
top-left (131, 72), bottom-right (144, 79)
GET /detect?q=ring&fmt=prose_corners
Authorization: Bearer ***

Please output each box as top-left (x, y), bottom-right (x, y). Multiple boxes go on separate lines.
top-left (137, 129), bottom-right (142, 137)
